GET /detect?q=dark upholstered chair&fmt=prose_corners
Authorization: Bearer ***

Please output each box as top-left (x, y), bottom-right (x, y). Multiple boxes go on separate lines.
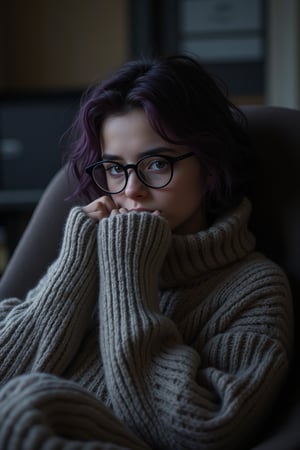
top-left (0, 105), bottom-right (299, 449)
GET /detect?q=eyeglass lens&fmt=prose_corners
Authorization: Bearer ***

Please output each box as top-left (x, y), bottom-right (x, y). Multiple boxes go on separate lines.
top-left (92, 155), bottom-right (173, 193)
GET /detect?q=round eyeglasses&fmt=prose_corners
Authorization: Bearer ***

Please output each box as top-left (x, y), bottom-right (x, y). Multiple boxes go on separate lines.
top-left (85, 151), bottom-right (195, 194)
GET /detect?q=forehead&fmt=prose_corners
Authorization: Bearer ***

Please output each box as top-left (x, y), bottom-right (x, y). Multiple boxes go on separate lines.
top-left (100, 108), bottom-right (189, 162)
top-left (101, 109), bottom-right (166, 150)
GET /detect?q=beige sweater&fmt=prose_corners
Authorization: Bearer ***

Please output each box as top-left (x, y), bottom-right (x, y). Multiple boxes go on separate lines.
top-left (0, 198), bottom-right (294, 450)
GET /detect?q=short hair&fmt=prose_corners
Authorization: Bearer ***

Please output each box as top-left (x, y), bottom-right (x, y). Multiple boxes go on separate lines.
top-left (65, 54), bottom-right (252, 222)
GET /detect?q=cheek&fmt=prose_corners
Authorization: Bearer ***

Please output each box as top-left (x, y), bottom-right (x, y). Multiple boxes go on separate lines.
top-left (179, 168), bottom-right (204, 202)
top-left (163, 180), bottom-right (203, 217)
top-left (179, 182), bottom-right (204, 212)
top-left (165, 170), bottom-right (205, 224)
top-left (110, 193), bottom-right (122, 208)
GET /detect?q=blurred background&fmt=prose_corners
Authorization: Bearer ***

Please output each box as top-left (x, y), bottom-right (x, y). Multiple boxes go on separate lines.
top-left (0, 0), bottom-right (299, 273)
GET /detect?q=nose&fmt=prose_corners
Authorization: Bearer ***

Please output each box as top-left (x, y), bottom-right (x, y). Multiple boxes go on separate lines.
top-left (124, 169), bottom-right (148, 198)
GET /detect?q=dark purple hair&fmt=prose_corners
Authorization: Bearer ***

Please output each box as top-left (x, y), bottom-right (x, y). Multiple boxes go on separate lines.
top-left (65, 54), bottom-right (252, 221)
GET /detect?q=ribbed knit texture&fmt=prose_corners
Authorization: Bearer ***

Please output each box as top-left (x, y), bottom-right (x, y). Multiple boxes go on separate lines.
top-left (0, 198), bottom-right (294, 450)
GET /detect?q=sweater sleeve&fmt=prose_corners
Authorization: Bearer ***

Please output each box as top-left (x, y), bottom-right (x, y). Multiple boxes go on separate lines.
top-left (0, 207), bottom-right (98, 382)
top-left (0, 373), bottom-right (151, 450)
top-left (97, 212), bottom-right (293, 450)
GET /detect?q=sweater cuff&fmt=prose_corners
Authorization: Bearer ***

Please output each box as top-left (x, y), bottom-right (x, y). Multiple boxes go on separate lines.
top-left (98, 212), bottom-right (171, 279)
top-left (56, 206), bottom-right (97, 263)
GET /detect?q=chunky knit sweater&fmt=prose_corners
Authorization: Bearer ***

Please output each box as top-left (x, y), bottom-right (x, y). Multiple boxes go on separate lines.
top-left (0, 198), bottom-right (293, 450)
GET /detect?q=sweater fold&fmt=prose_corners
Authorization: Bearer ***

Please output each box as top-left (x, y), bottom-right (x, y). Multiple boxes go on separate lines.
top-left (0, 373), bottom-right (150, 450)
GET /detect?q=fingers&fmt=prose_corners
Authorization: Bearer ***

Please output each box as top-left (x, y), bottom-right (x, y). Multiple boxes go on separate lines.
top-left (152, 210), bottom-right (161, 217)
top-left (82, 196), bottom-right (116, 221)
top-left (82, 197), bottom-right (129, 221)
top-left (82, 197), bottom-right (161, 222)
top-left (110, 207), bottom-right (129, 217)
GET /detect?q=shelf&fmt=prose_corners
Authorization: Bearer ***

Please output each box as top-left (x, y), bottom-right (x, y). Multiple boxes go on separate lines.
top-left (0, 190), bottom-right (43, 210)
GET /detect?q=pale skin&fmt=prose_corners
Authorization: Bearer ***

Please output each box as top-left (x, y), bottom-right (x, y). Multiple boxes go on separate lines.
top-left (83, 108), bottom-right (208, 234)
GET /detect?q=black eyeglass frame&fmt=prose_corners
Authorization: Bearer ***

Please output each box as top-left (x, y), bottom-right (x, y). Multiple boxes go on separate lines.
top-left (85, 151), bottom-right (195, 194)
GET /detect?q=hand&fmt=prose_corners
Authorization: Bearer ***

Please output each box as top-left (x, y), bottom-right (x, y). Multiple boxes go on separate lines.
top-left (82, 196), bottom-right (129, 221)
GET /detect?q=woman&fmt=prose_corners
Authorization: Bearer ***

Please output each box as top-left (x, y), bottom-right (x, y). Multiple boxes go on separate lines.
top-left (0, 55), bottom-right (293, 450)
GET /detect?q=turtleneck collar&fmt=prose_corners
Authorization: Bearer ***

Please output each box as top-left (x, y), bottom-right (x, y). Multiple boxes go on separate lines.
top-left (159, 197), bottom-right (256, 288)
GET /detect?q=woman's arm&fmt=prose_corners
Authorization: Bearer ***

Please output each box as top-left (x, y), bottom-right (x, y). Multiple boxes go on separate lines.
top-left (0, 207), bottom-right (98, 382)
top-left (97, 212), bottom-right (293, 450)
top-left (0, 372), bottom-right (151, 450)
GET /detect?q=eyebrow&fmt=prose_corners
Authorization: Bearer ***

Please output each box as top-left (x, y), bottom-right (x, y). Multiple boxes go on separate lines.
top-left (102, 146), bottom-right (177, 161)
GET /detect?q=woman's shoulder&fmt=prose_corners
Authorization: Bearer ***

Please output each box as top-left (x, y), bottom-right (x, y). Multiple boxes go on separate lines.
top-left (241, 250), bottom-right (290, 284)
top-left (225, 250), bottom-right (292, 303)
top-left (226, 251), bottom-right (293, 335)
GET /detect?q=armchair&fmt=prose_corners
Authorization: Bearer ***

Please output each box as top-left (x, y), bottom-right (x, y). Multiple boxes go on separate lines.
top-left (0, 105), bottom-right (299, 449)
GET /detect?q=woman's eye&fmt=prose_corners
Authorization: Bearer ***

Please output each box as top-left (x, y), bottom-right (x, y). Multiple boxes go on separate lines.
top-left (105, 164), bottom-right (123, 176)
top-left (149, 159), bottom-right (168, 170)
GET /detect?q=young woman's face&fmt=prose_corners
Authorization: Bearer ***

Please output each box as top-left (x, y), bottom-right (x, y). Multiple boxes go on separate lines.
top-left (101, 109), bottom-right (207, 234)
